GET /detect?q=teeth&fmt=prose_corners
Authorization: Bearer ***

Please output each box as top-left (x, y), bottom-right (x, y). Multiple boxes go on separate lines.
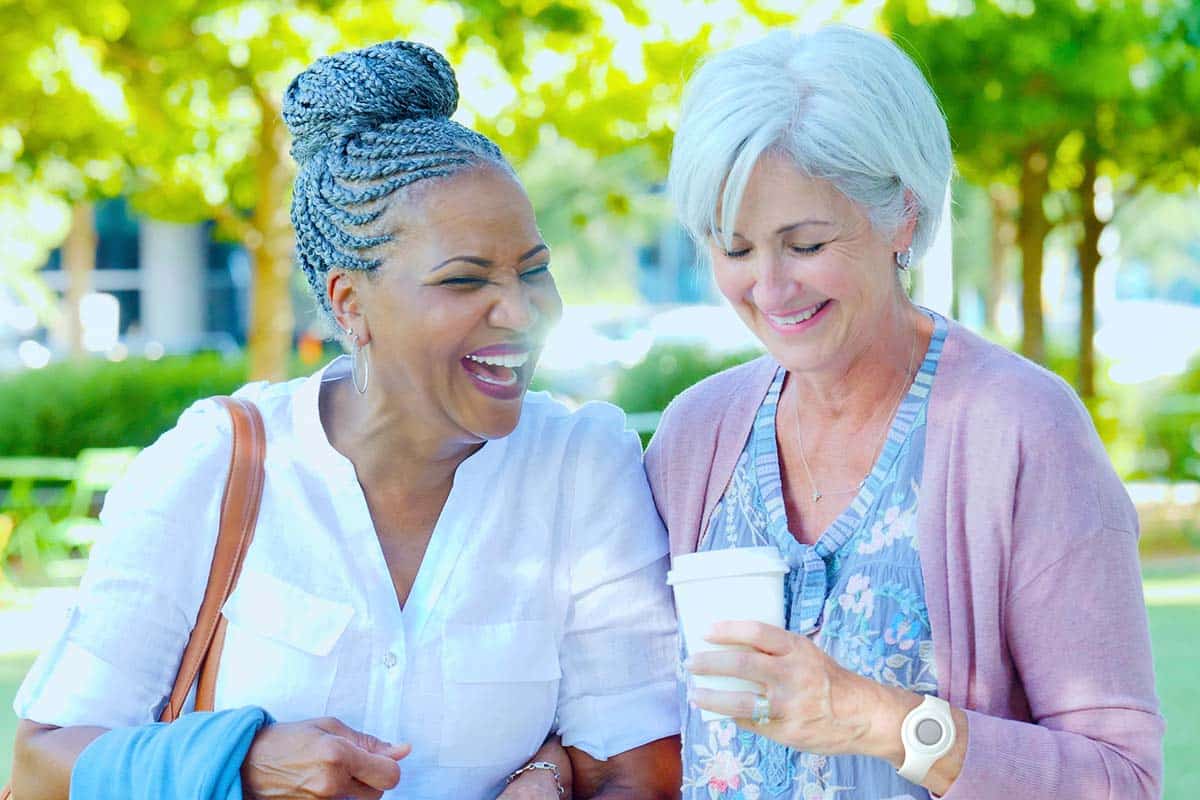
top-left (768, 301), bottom-right (826, 326)
top-left (466, 352), bottom-right (529, 368)
top-left (471, 369), bottom-right (519, 387)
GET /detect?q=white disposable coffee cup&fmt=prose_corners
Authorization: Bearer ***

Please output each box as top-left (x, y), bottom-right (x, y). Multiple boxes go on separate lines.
top-left (667, 546), bottom-right (789, 721)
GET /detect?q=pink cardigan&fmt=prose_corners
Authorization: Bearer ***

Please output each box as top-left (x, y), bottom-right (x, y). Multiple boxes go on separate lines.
top-left (644, 318), bottom-right (1164, 799)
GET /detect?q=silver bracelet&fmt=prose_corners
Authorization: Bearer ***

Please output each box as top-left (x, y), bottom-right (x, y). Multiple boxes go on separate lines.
top-left (505, 760), bottom-right (566, 797)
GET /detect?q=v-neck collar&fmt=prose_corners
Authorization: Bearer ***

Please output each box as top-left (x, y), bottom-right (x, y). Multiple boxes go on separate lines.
top-left (292, 356), bottom-right (507, 641)
top-left (756, 310), bottom-right (947, 561)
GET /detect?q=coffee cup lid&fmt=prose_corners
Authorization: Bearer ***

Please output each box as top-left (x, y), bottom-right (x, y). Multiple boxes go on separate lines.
top-left (667, 546), bottom-right (789, 585)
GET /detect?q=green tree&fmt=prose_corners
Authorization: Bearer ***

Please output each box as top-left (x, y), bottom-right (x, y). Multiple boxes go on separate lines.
top-left (0, 5), bottom-right (132, 357)
top-left (1056, 0), bottom-right (1199, 399)
top-left (5, 0), bottom-right (800, 380)
top-left (886, 0), bottom-right (1200, 390)
top-left (882, 0), bottom-right (1176, 368)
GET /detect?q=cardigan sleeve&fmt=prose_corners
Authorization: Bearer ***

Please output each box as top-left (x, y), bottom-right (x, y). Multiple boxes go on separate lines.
top-left (940, 367), bottom-right (1164, 799)
top-left (943, 526), bottom-right (1164, 799)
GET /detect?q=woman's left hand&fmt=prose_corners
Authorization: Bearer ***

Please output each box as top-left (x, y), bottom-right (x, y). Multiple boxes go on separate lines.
top-left (686, 620), bottom-right (915, 763)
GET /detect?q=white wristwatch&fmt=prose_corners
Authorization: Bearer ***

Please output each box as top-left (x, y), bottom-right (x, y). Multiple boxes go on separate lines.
top-left (897, 694), bottom-right (956, 784)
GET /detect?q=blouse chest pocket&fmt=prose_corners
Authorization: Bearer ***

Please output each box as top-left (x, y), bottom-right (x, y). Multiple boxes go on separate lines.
top-left (439, 620), bottom-right (562, 769)
top-left (214, 569), bottom-right (354, 723)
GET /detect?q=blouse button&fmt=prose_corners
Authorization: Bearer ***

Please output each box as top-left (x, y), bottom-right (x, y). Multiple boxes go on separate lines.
top-left (383, 651), bottom-right (398, 669)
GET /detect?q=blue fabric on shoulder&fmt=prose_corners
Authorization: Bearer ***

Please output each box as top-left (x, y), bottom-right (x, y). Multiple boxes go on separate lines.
top-left (70, 707), bottom-right (272, 800)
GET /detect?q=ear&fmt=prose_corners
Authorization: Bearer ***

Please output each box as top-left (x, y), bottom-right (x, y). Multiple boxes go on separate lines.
top-left (890, 189), bottom-right (919, 253)
top-left (327, 271), bottom-right (371, 344)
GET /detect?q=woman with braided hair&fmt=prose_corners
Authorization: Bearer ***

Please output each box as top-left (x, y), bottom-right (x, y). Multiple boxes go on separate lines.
top-left (10, 40), bottom-right (680, 800)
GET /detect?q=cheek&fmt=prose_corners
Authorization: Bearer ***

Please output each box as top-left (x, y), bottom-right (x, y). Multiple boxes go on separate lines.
top-left (534, 280), bottom-right (564, 325)
top-left (403, 295), bottom-right (480, 358)
top-left (711, 261), bottom-right (751, 305)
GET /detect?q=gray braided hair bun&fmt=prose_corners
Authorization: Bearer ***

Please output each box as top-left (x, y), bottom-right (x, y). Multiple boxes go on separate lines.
top-left (283, 39), bottom-right (508, 324)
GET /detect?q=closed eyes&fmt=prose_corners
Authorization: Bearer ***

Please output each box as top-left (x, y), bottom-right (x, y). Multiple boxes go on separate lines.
top-left (438, 264), bottom-right (551, 288)
top-left (721, 243), bottom-right (826, 259)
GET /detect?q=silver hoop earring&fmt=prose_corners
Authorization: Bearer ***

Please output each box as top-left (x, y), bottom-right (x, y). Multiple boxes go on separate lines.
top-left (896, 248), bottom-right (913, 270)
top-left (344, 327), bottom-right (369, 395)
top-left (351, 339), bottom-right (369, 395)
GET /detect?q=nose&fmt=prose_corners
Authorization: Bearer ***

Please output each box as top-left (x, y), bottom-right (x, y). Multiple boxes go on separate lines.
top-left (750, 252), bottom-right (796, 310)
top-left (488, 276), bottom-right (540, 333)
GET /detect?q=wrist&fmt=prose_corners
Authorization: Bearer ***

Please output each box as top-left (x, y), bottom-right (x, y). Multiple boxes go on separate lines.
top-left (864, 684), bottom-right (921, 767)
top-left (507, 760), bottom-right (565, 797)
top-left (518, 767), bottom-right (560, 792)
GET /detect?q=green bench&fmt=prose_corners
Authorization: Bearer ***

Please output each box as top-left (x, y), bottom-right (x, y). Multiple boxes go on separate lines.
top-left (0, 448), bottom-right (140, 582)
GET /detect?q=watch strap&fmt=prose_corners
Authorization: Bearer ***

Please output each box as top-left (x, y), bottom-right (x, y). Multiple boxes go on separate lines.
top-left (898, 694), bottom-right (956, 784)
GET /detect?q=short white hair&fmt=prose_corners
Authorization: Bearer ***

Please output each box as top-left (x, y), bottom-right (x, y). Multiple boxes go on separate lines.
top-left (668, 25), bottom-right (953, 263)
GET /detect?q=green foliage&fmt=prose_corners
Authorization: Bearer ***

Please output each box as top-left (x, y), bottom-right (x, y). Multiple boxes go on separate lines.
top-left (0, 354), bottom-right (247, 457)
top-left (1078, 353), bottom-right (1200, 484)
top-left (520, 140), bottom-right (669, 303)
top-left (611, 343), bottom-right (761, 415)
top-left (1, 0), bottom-right (799, 379)
top-left (1136, 361), bottom-right (1200, 483)
top-left (882, 0), bottom-right (1187, 190)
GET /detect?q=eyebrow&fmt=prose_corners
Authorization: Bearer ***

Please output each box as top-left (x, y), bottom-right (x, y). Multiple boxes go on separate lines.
top-left (717, 220), bottom-right (835, 238)
top-left (429, 244), bottom-right (549, 273)
top-left (775, 220), bottom-right (834, 235)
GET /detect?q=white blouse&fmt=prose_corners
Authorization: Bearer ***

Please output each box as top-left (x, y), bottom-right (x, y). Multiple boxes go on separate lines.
top-left (15, 357), bottom-right (679, 798)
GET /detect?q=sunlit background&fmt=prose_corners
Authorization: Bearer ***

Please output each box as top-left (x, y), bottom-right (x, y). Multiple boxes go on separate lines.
top-left (1, 0), bottom-right (1198, 794)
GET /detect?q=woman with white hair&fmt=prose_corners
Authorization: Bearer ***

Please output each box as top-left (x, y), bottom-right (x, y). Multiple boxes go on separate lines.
top-left (646, 25), bottom-right (1163, 800)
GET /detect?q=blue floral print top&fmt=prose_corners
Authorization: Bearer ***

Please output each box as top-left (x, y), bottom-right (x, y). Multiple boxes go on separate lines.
top-left (679, 310), bottom-right (947, 800)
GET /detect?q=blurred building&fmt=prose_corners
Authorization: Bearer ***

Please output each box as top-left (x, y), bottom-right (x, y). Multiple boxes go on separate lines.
top-left (635, 224), bottom-right (718, 304)
top-left (34, 199), bottom-right (254, 358)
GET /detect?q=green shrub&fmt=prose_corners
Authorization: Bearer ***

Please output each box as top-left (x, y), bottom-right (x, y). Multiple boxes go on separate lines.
top-left (0, 355), bottom-right (249, 457)
top-left (612, 343), bottom-right (762, 415)
top-left (1133, 359), bottom-right (1200, 482)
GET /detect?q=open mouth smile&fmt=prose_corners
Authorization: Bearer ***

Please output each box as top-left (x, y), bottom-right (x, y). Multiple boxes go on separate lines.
top-left (461, 344), bottom-right (533, 400)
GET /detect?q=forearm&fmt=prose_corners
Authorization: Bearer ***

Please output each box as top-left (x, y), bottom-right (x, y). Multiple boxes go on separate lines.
top-left (569, 736), bottom-right (680, 800)
top-left (508, 734), bottom-right (575, 798)
top-left (859, 682), bottom-right (1161, 799)
top-left (11, 720), bottom-right (109, 800)
top-left (940, 707), bottom-right (1162, 800)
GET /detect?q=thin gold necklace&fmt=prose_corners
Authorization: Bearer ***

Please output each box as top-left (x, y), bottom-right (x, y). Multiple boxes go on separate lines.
top-left (792, 328), bottom-right (918, 503)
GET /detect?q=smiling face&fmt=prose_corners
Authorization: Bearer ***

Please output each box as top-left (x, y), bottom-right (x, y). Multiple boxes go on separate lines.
top-left (330, 163), bottom-right (562, 442)
top-left (708, 150), bottom-right (913, 376)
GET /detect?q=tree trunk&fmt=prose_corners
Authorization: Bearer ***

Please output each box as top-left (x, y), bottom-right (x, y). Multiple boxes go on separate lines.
top-left (1077, 154), bottom-right (1102, 402)
top-left (1017, 145), bottom-right (1050, 363)
top-left (246, 92), bottom-right (296, 383)
top-left (987, 184), bottom-right (1017, 334)
top-left (62, 203), bottom-right (97, 360)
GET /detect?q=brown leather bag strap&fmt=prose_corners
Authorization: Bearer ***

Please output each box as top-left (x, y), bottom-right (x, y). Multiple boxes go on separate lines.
top-left (160, 397), bottom-right (266, 721)
top-left (0, 400), bottom-right (264, 799)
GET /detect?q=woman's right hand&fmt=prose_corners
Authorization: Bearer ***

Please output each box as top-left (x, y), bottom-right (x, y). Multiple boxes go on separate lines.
top-left (241, 717), bottom-right (412, 800)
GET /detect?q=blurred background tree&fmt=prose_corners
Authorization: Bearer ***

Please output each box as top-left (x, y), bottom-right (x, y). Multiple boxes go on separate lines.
top-left (884, 0), bottom-right (1200, 397)
top-left (0, 0), bottom-right (131, 359)
top-left (0, 0), bottom-right (804, 380)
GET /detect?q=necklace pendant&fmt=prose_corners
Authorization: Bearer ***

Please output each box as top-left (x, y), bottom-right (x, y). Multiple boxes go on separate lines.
top-left (812, 491), bottom-right (823, 503)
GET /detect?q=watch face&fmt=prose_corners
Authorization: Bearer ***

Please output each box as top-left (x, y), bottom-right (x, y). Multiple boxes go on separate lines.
top-left (915, 718), bottom-right (944, 746)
